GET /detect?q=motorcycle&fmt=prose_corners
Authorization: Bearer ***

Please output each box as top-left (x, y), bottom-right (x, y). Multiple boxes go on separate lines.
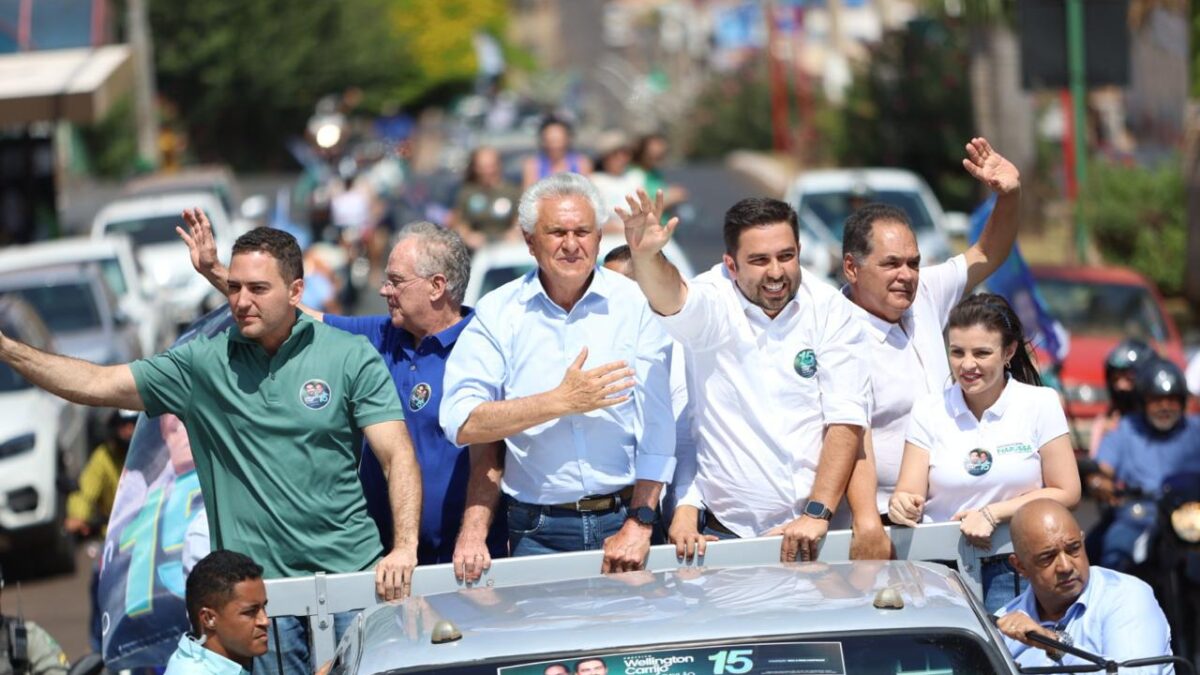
top-left (1155, 472), bottom-right (1200, 661)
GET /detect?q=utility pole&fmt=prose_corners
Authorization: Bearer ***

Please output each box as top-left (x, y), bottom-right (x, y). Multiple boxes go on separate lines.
top-left (127, 0), bottom-right (160, 170)
top-left (1066, 0), bottom-right (1088, 262)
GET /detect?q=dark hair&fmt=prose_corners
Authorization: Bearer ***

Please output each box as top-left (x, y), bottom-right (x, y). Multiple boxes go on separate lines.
top-left (538, 115), bottom-right (572, 138)
top-left (232, 227), bottom-right (304, 283)
top-left (722, 197), bottom-right (799, 256)
top-left (632, 132), bottom-right (667, 167)
top-left (574, 658), bottom-right (606, 673)
top-left (603, 245), bottom-right (631, 265)
top-left (947, 293), bottom-right (1043, 387)
top-left (186, 550), bottom-right (263, 632)
top-left (842, 203), bottom-right (912, 261)
top-left (464, 146), bottom-right (496, 184)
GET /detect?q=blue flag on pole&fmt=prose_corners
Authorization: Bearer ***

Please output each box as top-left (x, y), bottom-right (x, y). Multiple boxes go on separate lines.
top-left (968, 195), bottom-right (1070, 365)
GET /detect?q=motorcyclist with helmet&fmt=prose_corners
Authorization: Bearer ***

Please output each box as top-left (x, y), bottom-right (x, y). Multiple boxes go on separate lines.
top-left (1088, 339), bottom-right (1157, 456)
top-left (1088, 357), bottom-right (1200, 572)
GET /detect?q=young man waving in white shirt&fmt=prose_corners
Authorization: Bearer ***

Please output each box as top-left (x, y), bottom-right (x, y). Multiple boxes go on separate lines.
top-left (619, 192), bottom-right (875, 563)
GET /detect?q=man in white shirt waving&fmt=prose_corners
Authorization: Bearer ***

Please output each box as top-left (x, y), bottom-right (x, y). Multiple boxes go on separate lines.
top-left (620, 193), bottom-right (872, 563)
top-left (842, 137), bottom-right (1022, 524)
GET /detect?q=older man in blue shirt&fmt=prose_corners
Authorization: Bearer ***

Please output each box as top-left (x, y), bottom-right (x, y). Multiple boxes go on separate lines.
top-left (441, 172), bottom-right (675, 573)
top-left (178, 216), bottom-right (507, 580)
top-left (994, 499), bottom-right (1172, 673)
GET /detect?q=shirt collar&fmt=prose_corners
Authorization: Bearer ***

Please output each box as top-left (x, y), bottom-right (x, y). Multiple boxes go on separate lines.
top-left (229, 310), bottom-right (313, 347)
top-left (947, 375), bottom-right (1016, 419)
top-left (175, 634), bottom-right (251, 675)
top-left (425, 307), bottom-right (474, 349)
top-left (840, 284), bottom-right (908, 343)
top-left (517, 266), bottom-right (611, 306)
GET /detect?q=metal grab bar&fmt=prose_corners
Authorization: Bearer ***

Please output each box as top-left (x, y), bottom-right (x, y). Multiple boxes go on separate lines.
top-left (264, 521), bottom-right (1011, 666)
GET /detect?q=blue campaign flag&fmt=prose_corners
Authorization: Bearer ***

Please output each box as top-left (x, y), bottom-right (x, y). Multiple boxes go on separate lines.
top-left (968, 194), bottom-right (1070, 365)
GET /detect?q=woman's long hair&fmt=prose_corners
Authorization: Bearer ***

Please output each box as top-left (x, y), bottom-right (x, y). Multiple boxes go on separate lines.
top-left (946, 293), bottom-right (1043, 387)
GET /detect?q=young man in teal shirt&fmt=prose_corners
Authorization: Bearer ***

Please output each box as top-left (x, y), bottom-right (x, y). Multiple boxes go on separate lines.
top-left (0, 227), bottom-right (422, 674)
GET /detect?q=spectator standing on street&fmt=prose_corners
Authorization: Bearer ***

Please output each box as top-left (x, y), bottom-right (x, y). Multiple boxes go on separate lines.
top-left (0, 565), bottom-right (68, 675)
top-left (0, 226), bottom-right (422, 675)
top-left (589, 131), bottom-right (640, 233)
top-left (522, 117), bottom-right (592, 189)
top-left (180, 214), bottom-right (508, 583)
top-left (65, 407), bottom-right (139, 653)
top-left (165, 550), bottom-right (268, 675)
top-left (447, 146), bottom-right (522, 250)
top-left (626, 134), bottom-right (688, 211)
top-left (619, 192), bottom-right (876, 564)
top-left (889, 294), bottom-right (1080, 612)
top-left (441, 173), bottom-right (675, 572)
top-left (994, 500), bottom-right (1172, 672)
top-left (841, 138), bottom-right (1022, 529)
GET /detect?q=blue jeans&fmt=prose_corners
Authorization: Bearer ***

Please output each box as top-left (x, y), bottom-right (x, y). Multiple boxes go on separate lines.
top-left (508, 498), bottom-right (662, 556)
top-left (254, 610), bottom-right (358, 675)
top-left (981, 557), bottom-right (1027, 613)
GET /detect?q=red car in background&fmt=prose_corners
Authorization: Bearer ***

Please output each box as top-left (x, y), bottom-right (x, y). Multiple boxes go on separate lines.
top-left (1031, 265), bottom-right (1186, 453)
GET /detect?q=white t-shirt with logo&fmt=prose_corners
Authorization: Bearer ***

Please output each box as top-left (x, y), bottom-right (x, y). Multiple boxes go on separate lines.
top-left (660, 263), bottom-right (870, 537)
top-left (905, 379), bottom-right (1069, 523)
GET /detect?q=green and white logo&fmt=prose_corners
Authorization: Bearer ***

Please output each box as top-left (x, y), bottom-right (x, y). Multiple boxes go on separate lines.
top-left (794, 349), bottom-right (818, 378)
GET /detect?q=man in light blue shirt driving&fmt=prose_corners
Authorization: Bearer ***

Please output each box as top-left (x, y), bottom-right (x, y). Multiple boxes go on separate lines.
top-left (440, 172), bottom-right (675, 573)
top-left (994, 499), bottom-right (1172, 673)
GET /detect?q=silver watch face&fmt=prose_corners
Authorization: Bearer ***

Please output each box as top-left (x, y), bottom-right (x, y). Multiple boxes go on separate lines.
top-left (804, 501), bottom-right (830, 519)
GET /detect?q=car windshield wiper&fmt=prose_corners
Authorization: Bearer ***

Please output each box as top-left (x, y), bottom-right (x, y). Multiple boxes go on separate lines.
top-left (1014, 629), bottom-right (1194, 674)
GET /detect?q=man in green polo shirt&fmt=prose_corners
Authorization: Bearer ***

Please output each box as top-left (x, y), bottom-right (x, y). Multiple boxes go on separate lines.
top-left (0, 227), bottom-right (421, 675)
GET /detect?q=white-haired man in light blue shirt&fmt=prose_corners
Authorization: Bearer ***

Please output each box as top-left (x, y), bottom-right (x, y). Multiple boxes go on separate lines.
top-left (440, 172), bottom-right (675, 574)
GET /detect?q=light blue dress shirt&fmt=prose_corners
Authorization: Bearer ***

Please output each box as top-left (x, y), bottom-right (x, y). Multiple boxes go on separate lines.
top-left (164, 634), bottom-right (251, 675)
top-left (440, 267), bottom-right (676, 504)
top-left (996, 566), bottom-right (1173, 674)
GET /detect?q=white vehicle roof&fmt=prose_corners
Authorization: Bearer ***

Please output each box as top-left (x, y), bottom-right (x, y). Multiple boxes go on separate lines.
top-left (789, 168), bottom-right (930, 193)
top-left (0, 234), bottom-right (134, 271)
top-left (91, 191), bottom-right (228, 236)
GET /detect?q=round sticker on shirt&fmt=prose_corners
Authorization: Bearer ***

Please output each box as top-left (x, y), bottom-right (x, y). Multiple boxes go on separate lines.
top-left (299, 379), bottom-right (332, 410)
top-left (794, 349), bottom-right (818, 378)
top-left (964, 448), bottom-right (993, 477)
top-left (409, 383), bottom-right (432, 412)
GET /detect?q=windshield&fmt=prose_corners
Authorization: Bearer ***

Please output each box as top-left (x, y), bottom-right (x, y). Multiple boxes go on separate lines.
top-left (99, 258), bottom-right (129, 296)
top-left (800, 189), bottom-right (936, 240)
top-left (382, 632), bottom-right (1004, 675)
top-left (0, 321), bottom-right (29, 392)
top-left (1036, 278), bottom-right (1169, 342)
top-left (105, 215), bottom-right (189, 247)
top-left (6, 283), bottom-right (103, 333)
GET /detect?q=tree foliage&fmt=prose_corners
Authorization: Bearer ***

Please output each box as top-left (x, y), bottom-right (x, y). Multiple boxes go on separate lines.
top-left (1083, 159), bottom-right (1186, 296)
top-left (839, 16), bottom-right (977, 211)
top-left (147, 0), bottom-right (506, 168)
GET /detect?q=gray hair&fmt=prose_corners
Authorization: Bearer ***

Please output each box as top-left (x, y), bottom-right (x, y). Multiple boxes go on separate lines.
top-left (517, 172), bottom-right (605, 234)
top-left (395, 221), bottom-right (471, 305)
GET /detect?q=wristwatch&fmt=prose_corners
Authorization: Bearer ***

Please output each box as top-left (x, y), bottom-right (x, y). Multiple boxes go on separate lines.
top-left (803, 500), bottom-right (833, 521)
top-left (629, 506), bottom-right (660, 526)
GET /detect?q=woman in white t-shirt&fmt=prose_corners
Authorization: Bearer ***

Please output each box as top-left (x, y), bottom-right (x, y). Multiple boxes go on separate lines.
top-left (888, 293), bottom-right (1080, 612)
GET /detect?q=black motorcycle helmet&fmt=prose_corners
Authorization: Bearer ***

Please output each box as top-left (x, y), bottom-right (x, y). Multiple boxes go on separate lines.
top-left (1137, 357), bottom-right (1188, 403)
top-left (1105, 338), bottom-right (1156, 413)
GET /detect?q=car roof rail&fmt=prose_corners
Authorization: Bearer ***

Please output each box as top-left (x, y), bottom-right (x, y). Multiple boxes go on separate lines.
top-left (264, 521), bottom-right (1011, 666)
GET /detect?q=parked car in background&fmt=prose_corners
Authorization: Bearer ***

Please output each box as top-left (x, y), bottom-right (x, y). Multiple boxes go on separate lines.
top-left (0, 295), bottom-right (89, 573)
top-left (0, 261), bottom-right (143, 442)
top-left (1032, 264), bottom-right (1186, 451)
top-left (784, 168), bottom-right (967, 281)
top-left (462, 236), bottom-right (696, 306)
top-left (92, 191), bottom-right (245, 331)
top-left (0, 235), bottom-right (169, 355)
top-left (122, 165), bottom-right (256, 233)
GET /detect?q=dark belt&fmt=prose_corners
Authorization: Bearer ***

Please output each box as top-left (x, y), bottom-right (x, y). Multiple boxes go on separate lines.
top-left (704, 511), bottom-right (737, 536)
top-left (548, 485), bottom-right (634, 513)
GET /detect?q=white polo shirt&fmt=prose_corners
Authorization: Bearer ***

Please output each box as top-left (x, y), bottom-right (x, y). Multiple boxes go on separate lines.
top-left (906, 378), bottom-right (1070, 522)
top-left (661, 264), bottom-right (870, 537)
top-left (844, 255), bottom-right (969, 514)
